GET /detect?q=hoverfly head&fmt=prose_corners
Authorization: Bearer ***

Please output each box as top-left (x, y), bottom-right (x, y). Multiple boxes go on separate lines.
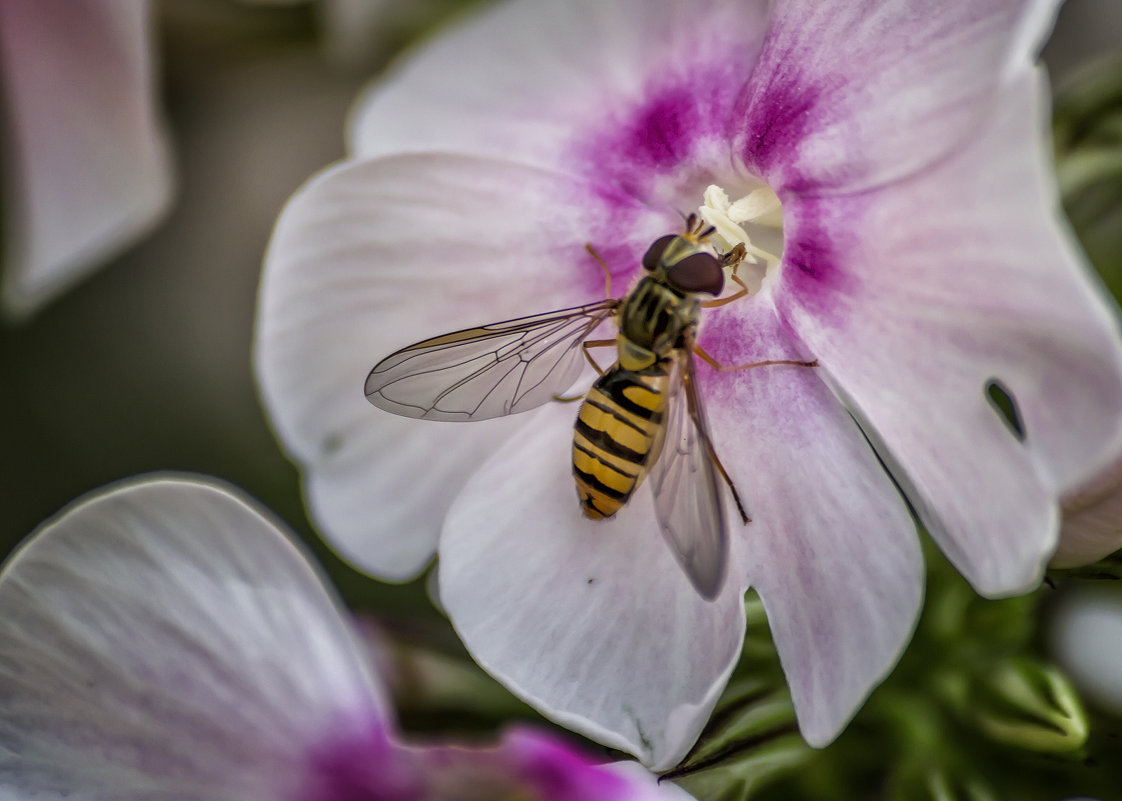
top-left (644, 216), bottom-right (724, 293)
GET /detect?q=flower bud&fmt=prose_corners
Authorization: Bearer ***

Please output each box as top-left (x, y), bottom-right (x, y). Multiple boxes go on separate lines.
top-left (968, 657), bottom-right (1088, 753)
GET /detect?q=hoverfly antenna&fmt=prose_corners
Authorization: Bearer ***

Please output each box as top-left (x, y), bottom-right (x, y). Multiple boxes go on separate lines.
top-left (698, 224), bottom-right (716, 241)
top-left (684, 212), bottom-right (698, 232)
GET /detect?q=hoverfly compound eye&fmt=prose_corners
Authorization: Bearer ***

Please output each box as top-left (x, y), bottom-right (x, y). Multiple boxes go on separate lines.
top-left (667, 252), bottom-right (724, 295)
top-left (642, 235), bottom-right (677, 271)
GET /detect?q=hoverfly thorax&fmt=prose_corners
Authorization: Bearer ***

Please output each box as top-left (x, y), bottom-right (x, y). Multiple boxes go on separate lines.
top-left (618, 227), bottom-right (724, 372)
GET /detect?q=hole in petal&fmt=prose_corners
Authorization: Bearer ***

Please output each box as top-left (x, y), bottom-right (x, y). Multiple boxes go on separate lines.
top-left (985, 380), bottom-right (1025, 441)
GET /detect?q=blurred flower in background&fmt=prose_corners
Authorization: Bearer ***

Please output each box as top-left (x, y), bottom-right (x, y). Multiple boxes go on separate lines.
top-left (0, 0), bottom-right (174, 318)
top-left (256, 0), bottom-right (1122, 771)
top-left (0, 476), bottom-right (693, 801)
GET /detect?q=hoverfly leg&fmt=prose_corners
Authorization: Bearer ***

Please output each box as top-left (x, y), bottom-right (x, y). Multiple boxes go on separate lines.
top-left (700, 273), bottom-right (749, 309)
top-left (581, 339), bottom-right (615, 375)
top-left (552, 338), bottom-right (615, 403)
top-left (707, 442), bottom-right (751, 525)
top-left (693, 343), bottom-right (818, 372)
top-left (584, 244), bottom-right (614, 300)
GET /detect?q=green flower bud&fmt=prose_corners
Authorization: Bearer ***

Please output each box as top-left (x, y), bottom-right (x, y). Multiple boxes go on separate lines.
top-left (969, 657), bottom-right (1088, 753)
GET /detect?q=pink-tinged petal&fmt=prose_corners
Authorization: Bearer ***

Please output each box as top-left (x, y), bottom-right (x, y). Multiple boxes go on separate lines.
top-left (474, 728), bottom-right (696, 801)
top-left (0, 477), bottom-right (385, 800)
top-left (349, 0), bottom-right (769, 195)
top-left (439, 401), bottom-right (748, 771)
top-left (307, 715), bottom-right (698, 800)
top-left (1053, 455), bottom-right (1122, 568)
top-left (382, 728), bottom-right (696, 801)
top-left (255, 153), bottom-right (672, 579)
top-left (0, 0), bottom-right (173, 317)
top-left (734, 0), bottom-right (1062, 194)
top-left (775, 70), bottom-right (1122, 596)
top-left (699, 288), bottom-right (922, 747)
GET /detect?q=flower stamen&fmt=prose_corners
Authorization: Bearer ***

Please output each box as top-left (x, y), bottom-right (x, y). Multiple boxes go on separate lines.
top-left (698, 184), bottom-right (783, 272)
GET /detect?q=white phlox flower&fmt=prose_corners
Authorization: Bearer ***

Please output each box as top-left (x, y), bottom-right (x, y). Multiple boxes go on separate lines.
top-left (255, 0), bottom-right (1122, 771)
top-left (0, 477), bottom-right (694, 801)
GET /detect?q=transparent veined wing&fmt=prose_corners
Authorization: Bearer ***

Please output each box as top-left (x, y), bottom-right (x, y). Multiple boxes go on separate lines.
top-left (648, 349), bottom-right (731, 600)
top-left (365, 299), bottom-right (619, 421)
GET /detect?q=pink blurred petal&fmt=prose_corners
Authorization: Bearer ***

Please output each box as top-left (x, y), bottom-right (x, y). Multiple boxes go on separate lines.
top-left (775, 70), bottom-right (1122, 596)
top-left (0, 0), bottom-right (173, 317)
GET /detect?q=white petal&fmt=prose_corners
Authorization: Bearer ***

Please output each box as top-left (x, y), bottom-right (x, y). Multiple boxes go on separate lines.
top-left (0, 0), bottom-right (173, 317)
top-left (439, 402), bottom-right (747, 771)
top-left (256, 153), bottom-right (672, 579)
top-left (0, 476), bottom-right (384, 800)
top-left (348, 0), bottom-right (768, 174)
top-left (600, 761), bottom-right (697, 801)
top-left (735, 0), bottom-right (1063, 194)
top-left (699, 289), bottom-right (922, 747)
top-left (1053, 455), bottom-right (1122, 568)
top-left (775, 70), bottom-right (1122, 597)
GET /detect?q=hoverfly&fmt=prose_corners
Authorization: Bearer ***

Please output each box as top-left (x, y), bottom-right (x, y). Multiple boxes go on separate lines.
top-left (365, 216), bottom-right (813, 600)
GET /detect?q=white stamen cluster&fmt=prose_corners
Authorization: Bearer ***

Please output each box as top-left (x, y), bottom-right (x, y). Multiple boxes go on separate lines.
top-left (698, 184), bottom-right (783, 269)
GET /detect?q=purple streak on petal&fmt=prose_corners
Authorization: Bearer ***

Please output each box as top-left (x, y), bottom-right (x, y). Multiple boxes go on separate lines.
top-left (619, 83), bottom-right (700, 173)
top-left (775, 191), bottom-right (871, 303)
top-left (733, 64), bottom-right (834, 193)
top-left (302, 715), bottom-right (423, 801)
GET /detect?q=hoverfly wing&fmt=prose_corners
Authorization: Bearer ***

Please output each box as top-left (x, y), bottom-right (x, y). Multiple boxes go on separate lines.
top-left (648, 349), bottom-right (729, 600)
top-left (365, 299), bottom-right (619, 421)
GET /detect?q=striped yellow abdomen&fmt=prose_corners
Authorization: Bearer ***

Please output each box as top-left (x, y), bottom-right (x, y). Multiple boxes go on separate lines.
top-left (573, 367), bottom-right (669, 519)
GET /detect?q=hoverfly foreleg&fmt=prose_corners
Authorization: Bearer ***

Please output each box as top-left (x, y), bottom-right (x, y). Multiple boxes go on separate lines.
top-left (700, 273), bottom-right (749, 309)
top-left (584, 244), bottom-right (614, 300)
top-left (701, 244), bottom-right (749, 309)
top-left (581, 339), bottom-right (615, 375)
top-left (693, 343), bottom-right (818, 373)
top-left (551, 339), bottom-right (616, 403)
